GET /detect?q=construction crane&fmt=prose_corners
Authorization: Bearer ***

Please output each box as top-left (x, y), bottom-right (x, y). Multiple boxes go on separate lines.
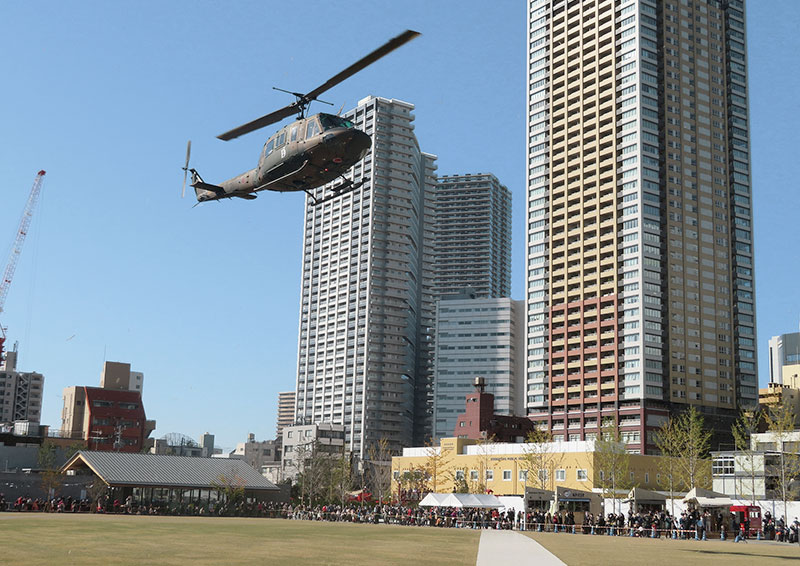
top-left (0, 170), bottom-right (46, 363)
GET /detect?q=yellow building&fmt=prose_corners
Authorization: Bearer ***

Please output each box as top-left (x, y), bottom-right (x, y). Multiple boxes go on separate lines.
top-left (392, 437), bottom-right (695, 498)
top-left (759, 383), bottom-right (800, 426)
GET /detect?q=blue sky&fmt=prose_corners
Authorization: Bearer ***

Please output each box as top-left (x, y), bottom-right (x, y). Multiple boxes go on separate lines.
top-left (0, 2), bottom-right (797, 451)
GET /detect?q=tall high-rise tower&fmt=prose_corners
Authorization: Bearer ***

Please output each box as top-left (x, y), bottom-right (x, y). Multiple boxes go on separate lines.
top-left (525, 0), bottom-right (755, 453)
top-left (433, 174), bottom-right (512, 298)
top-left (295, 96), bottom-right (437, 458)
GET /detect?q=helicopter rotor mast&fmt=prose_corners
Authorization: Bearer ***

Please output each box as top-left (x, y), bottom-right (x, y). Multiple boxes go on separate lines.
top-left (217, 29), bottom-right (420, 141)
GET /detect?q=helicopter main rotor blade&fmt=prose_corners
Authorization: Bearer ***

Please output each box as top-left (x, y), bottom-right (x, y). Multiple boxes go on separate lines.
top-left (217, 104), bottom-right (300, 141)
top-left (182, 140), bottom-right (192, 198)
top-left (304, 29), bottom-right (420, 103)
top-left (216, 29), bottom-right (420, 142)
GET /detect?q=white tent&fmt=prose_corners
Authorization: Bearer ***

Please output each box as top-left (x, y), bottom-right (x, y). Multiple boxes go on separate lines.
top-left (418, 493), bottom-right (504, 508)
top-left (419, 493), bottom-right (451, 507)
top-left (682, 487), bottom-right (733, 508)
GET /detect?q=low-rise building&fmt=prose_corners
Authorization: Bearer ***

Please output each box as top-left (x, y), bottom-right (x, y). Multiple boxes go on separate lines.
top-left (282, 423), bottom-right (345, 481)
top-left (392, 436), bottom-right (685, 499)
top-left (759, 383), bottom-right (800, 427)
top-left (230, 433), bottom-right (281, 482)
top-left (61, 361), bottom-right (155, 452)
top-left (453, 377), bottom-right (533, 442)
top-left (712, 430), bottom-right (800, 499)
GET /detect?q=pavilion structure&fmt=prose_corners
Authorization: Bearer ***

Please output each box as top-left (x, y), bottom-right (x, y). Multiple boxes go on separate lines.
top-left (61, 451), bottom-right (283, 508)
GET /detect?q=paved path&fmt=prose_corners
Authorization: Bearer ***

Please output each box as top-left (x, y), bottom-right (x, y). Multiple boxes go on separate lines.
top-left (476, 529), bottom-right (565, 565)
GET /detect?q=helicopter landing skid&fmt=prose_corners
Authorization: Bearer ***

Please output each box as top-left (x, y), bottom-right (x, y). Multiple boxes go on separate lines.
top-left (305, 177), bottom-right (368, 207)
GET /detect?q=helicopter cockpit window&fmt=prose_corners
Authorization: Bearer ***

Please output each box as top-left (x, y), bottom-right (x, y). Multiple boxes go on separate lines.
top-left (266, 139), bottom-right (275, 155)
top-left (319, 114), bottom-right (354, 131)
top-left (306, 119), bottom-right (320, 138)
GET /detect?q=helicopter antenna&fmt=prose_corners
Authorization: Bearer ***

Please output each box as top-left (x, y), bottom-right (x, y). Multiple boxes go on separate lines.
top-left (271, 87), bottom-right (333, 119)
top-left (217, 29), bottom-right (420, 141)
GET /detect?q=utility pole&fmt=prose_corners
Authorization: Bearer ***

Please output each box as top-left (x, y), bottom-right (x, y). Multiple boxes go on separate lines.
top-left (0, 170), bottom-right (46, 361)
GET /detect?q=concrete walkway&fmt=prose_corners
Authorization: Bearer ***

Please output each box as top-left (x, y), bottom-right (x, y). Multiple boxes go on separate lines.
top-left (476, 529), bottom-right (566, 565)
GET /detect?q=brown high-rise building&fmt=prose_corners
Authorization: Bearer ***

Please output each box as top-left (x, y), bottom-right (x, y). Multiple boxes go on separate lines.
top-left (525, 0), bottom-right (755, 453)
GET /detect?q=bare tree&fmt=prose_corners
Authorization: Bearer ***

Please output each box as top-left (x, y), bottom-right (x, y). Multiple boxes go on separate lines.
top-left (654, 418), bottom-right (681, 517)
top-left (520, 428), bottom-right (562, 492)
top-left (656, 406), bottom-right (712, 492)
top-left (765, 401), bottom-right (800, 521)
top-left (732, 407), bottom-right (763, 503)
top-left (595, 418), bottom-right (631, 514)
top-left (366, 438), bottom-right (393, 503)
top-left (422, 439), bottom-right (451, 493)
top-left (467, 436), bottom-right (495, 494)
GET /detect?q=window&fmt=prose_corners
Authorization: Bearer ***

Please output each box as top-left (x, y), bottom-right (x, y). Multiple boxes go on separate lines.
top-left (287, 431), bottom-right (293, 438)
top-left (305, 430), bottom-right (312, 438)
top-left (455, 470), bottom-right (465, 480)
top-left (555, 469), bottom-right (566, 482)
top-left (538, 469), bottom-right (549, 482)
top-left (486, 470), bottom-right (494, 481)
top-left (577, 469), bottom-right (588, 481)
top-left (266, 139), bottom-right (275, 154)
top-left (519, 470), bottom-right (528, 482)
top-left (290, 127), bottom-right (298, 142)
top-left (503, 470), bottom-right (512, 481)
top-left (470, 470), bottom-right (479, 481)
top-left (277, 132), bottom-right (286, 146)
top-left (306, 119), bottom-right (320, 138)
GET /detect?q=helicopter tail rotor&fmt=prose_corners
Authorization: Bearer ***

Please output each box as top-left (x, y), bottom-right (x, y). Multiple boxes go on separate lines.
top-left (182, 140), bottom-right (192, 198)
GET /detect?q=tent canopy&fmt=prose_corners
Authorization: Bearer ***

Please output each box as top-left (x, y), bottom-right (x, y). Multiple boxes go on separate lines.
top-left (418, 492), bottom-right (503, 508)
top-left (624, 487), bottom-right (667, 504)
top-left (682, 487), bottom-right (732, 508)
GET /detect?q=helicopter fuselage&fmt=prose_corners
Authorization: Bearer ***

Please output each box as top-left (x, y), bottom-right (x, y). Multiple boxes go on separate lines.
top-left (194, 113), bottom-right (370, 203)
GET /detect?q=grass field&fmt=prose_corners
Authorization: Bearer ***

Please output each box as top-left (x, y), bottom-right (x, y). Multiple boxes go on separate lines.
top-left (0, 514), bottom-right (480, 566)
top-left (527, 531), bottom-right (800, 565)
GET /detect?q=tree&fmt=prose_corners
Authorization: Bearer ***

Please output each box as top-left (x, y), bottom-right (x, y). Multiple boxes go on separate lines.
top-left (294, 440), bottom-right (329, 505)
top-left (732, 407), bottom-right (763, 503)
top-left (329, 447), bottom-right (354, 506)
top-left (656, 406), bottom-right (712, 493)
top-left (211, 469), bottom-right (246, 509)
top-left (654, 418), bottom-right (682, 517)
top-left (765, 401), bottom-right (800, 521)
top-left (594, 418), bottom-right (631, 514)
top-left (422, 439), bottom-right (451, 493)
top-left (520, 428), bottom-right (562, 492)
top-left (37, 440), bottom-right (62, 499)
top-left (366, 438), bottom-right (393, 503)
top-left (467, 436), bottom-right (495, 494)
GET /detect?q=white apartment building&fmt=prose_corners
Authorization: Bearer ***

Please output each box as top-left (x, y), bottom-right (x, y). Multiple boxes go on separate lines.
top-left (295, 96), bottom-right (437, 458)
top-left (525, 0), bottom-right (755, 452)
top-left (0, 350), bottom-right (43, 426)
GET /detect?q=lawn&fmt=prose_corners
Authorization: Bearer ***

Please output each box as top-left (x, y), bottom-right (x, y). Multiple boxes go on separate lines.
top-left (0, 514), bottom-right (480, 566)
top-left (526, 531), bottom-right (800, 565)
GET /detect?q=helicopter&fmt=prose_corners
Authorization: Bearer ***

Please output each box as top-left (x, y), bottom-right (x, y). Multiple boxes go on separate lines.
top-left (182, 29), bottom-right (420, 207)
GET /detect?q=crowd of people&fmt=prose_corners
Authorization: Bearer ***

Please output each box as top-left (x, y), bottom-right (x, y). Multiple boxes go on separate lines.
top-left (2, 491), bottom-right (799, 544)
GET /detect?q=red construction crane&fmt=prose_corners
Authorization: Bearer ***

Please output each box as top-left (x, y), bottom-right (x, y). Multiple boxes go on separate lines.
top-left (0, 170), bottom-right (46, 362)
